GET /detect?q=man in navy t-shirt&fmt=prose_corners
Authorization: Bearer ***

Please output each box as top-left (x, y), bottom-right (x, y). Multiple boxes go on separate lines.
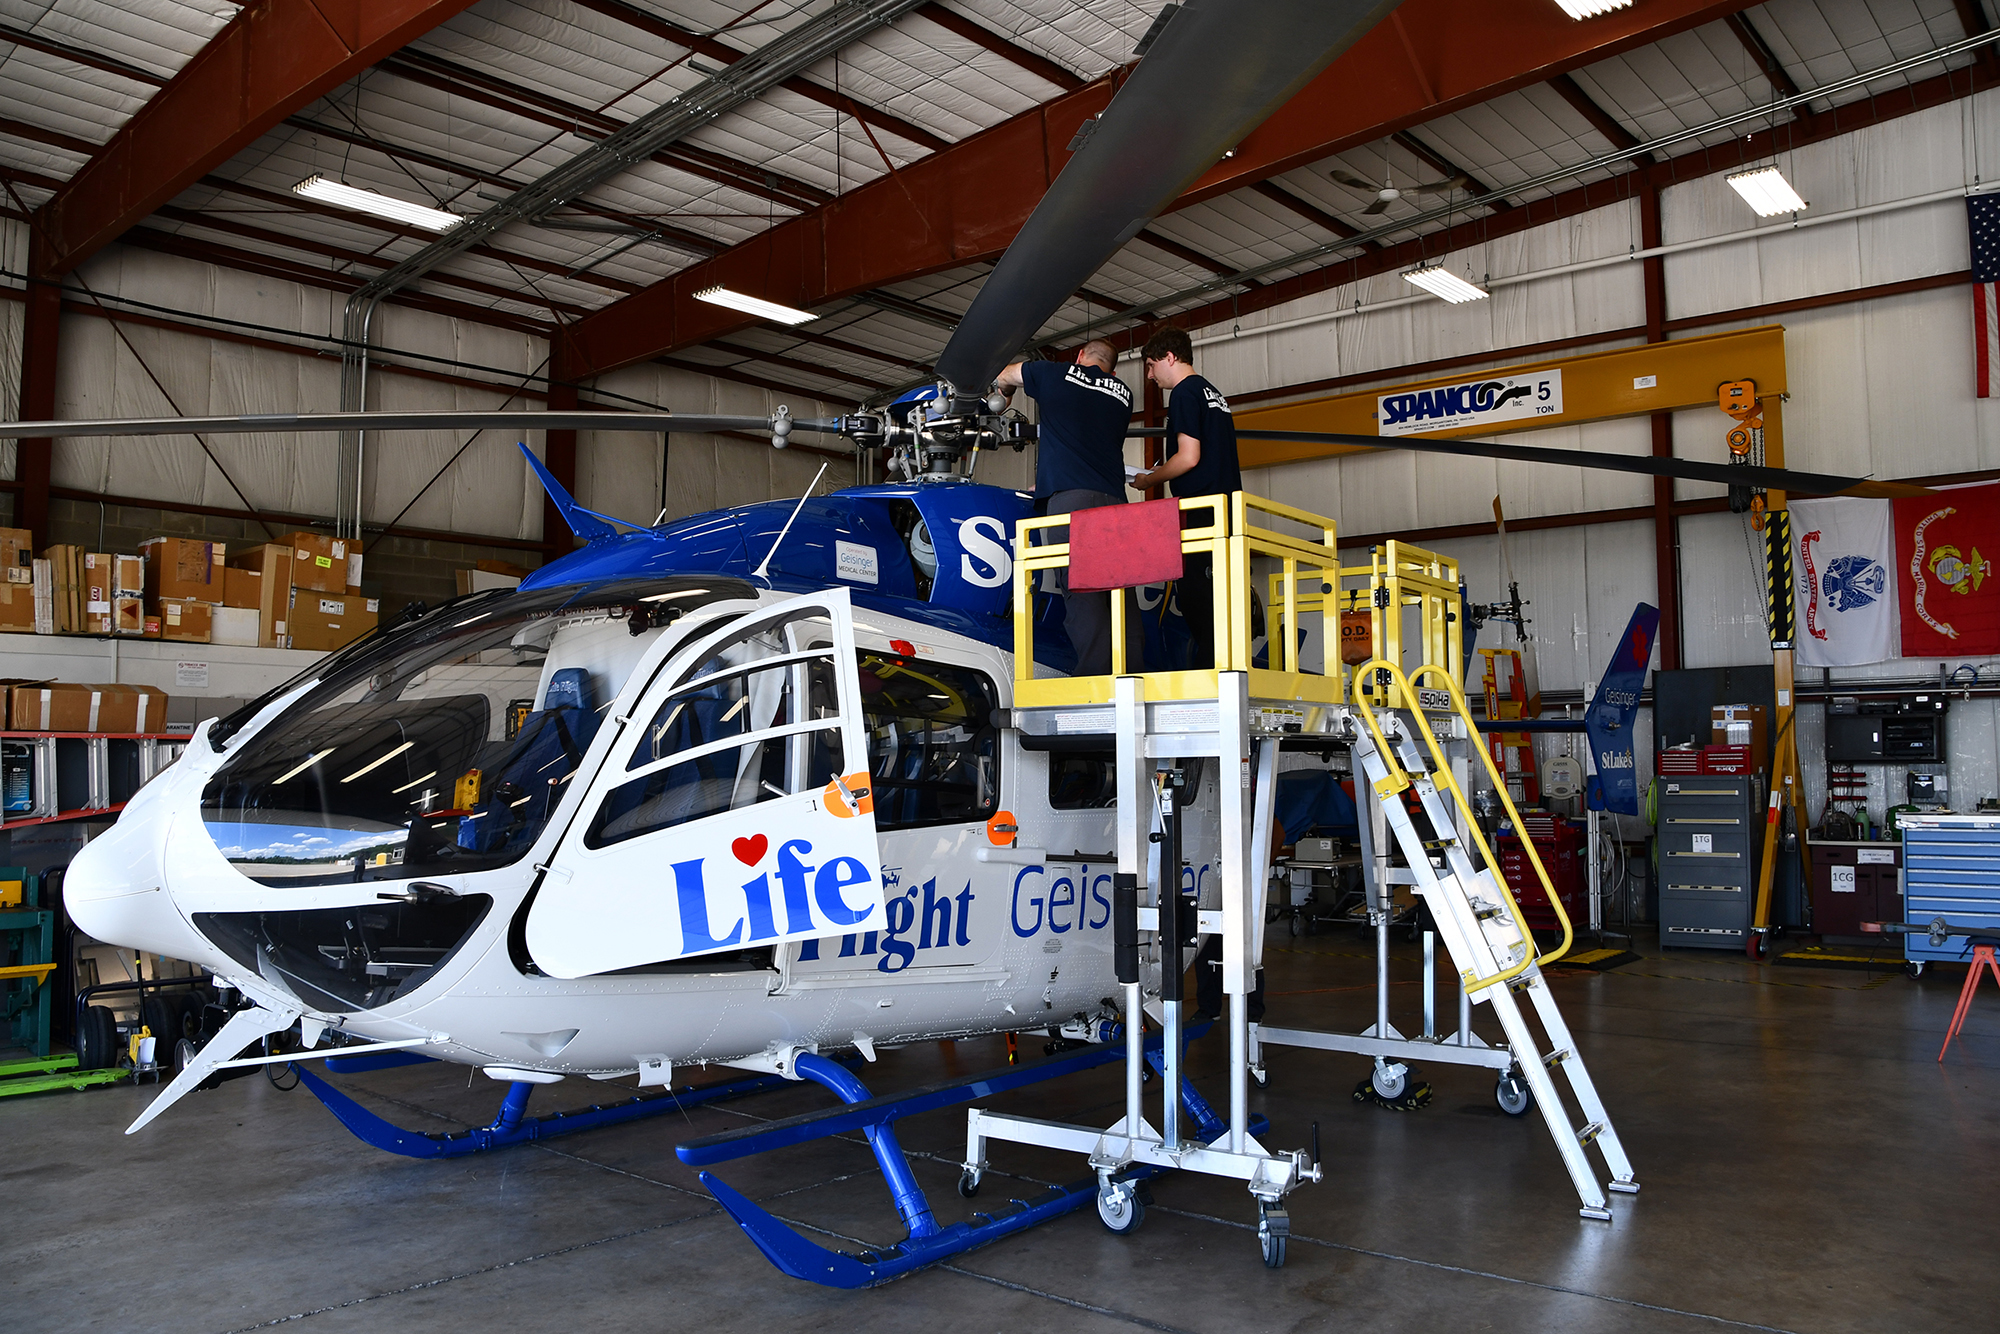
top-left (998, 339), bottom-right (1136, 675)
top-left (1133, 327), bottom-right (1240, 669)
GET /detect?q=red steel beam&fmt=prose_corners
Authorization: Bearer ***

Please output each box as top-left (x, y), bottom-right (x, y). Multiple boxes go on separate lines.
top-left (16, 275), bottom-right (58, 548)
top-left (561, 0), bottom-right (1751, 380)
top-left (34, 0), bottom-right (483, 278)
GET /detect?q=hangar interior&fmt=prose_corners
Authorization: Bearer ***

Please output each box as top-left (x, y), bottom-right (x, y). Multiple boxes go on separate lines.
top-left (1, 2), bottom-right (1997, 1331)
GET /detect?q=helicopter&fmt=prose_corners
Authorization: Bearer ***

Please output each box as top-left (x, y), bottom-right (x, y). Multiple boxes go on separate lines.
top-left (37, 0), bottom-right (1934, 1285)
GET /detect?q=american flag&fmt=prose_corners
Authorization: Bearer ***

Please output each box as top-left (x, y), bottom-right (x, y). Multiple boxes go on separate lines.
top-left (1973, 194), bottom-right (2000, 397)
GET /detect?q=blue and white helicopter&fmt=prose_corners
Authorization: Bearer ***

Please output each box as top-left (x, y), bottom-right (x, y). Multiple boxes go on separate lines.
top-left (28, 0), bottom-right (1905, 1286)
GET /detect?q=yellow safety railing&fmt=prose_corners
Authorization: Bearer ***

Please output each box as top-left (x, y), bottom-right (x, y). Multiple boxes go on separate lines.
top-left (1012, 491), bottom-right (1342, 707)
top-left (1351, 657), bottom-right (1572, 992)
top-left (1274, 538), bottom-right (1466, 711)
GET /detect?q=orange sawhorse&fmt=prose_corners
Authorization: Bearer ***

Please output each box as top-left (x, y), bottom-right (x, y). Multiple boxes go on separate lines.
top-left (1938, 938), bottom-right (2000, 1062)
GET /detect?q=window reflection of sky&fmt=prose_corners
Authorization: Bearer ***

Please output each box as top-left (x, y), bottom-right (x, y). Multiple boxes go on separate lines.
top-left (205, 821), bottom-right (406, 864)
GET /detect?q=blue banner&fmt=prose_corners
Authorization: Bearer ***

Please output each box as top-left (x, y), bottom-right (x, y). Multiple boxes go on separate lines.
top-left (1584, 603), bottom-right (1659, 816)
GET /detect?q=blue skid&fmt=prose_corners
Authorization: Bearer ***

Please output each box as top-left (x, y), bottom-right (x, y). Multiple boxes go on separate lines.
top-left (683, 1029), bottom-right (1266, 1288)
top-left (296, 1061), bottom-right (823, 1159)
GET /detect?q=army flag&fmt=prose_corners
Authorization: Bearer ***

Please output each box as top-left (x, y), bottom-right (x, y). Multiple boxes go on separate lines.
top-left (1792, 497), bottom-right (1900, 667)
top-left (1894, 482), bottom-right (2000, 656)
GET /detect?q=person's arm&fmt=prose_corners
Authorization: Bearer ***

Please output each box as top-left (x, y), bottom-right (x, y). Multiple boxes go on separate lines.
top-left (996, 361), bottom-right (1027, 392)
top-left (1131, 432), bottom-right (1201, 490)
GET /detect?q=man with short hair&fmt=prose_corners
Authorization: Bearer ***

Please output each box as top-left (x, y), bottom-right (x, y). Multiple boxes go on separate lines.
top-left (1132, 327), bottom-right (1240, 670)
top-left (998, 339), bottom-right (1135, 676)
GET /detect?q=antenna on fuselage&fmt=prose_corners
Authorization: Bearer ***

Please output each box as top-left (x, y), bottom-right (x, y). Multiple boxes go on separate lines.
top-left (752, 460), bottom-right (831, 581)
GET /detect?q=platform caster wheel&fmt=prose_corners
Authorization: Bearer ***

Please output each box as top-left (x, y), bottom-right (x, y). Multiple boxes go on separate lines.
top-left (1370, 1061), bottom-right (1408, 1101)
top-left (1250, 1065), bottom-right (1270, 1089)
top-left (1096, 1182), bottom-right (1144, 1235)
top-left (1495, 1071), bottom-right (1532, 1116)
top-left (1289, 913), bottom-right (1302, 938)
top-left (1257, 1204), bottom-right (1289, 1269)
top-left (957, 1170), bottom-right (981, 1199)
top-left (1905, 960), bottom-right (1926, 979)
top-left (1745, 933), bottom-right (1770, 962)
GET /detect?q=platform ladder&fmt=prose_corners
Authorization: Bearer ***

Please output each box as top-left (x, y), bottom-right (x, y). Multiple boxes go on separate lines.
top-left (970, 490), bottom-right (1347, 1267)
top-left (1347, 659), bottom-right (1639, 1219)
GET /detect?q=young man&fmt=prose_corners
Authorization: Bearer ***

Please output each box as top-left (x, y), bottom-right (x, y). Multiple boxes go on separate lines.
top-left (998, 339), bottom-right (1136, 676)
top-left (1132, 327), bottom-right (1240, 670)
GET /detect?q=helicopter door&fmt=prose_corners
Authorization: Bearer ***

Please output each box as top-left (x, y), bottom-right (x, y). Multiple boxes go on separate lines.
top-left (525, 590), bottom-right (887, 979)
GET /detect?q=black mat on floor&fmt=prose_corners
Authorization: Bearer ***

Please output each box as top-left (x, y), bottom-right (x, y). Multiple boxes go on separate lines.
top-left (1773, 944), bottom-right (1904, 972)
top-left (1545, 948), bottom-right (1642, 972)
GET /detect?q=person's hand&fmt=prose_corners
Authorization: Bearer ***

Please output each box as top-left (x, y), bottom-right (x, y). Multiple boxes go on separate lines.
top-left (1129, 470), bottom-right (1156, 491)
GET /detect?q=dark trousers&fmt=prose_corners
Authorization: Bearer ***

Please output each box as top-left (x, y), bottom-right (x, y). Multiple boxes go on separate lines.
top-left (1178, 551), bottom-right (1216, 670)
top-left (1046, 488), bottom-right (1140, 676)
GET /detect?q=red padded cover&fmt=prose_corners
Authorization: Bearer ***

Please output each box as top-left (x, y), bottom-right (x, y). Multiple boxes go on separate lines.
top-left (1068, 498), bottom-right (1184, 592)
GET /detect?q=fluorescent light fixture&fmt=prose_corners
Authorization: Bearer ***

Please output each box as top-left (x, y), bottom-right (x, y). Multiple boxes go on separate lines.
top-left (274, 749), bottom-right (335, 785)
top-left (1726, 165), bottom-right (1807, 217)
top-left (294, 175), bottom-right (462, 231)
top-left (343, 741), bottom-right (414, 784)
top-left (1552, 0), bottom-right (1633, 18)
top-left (693, 284), bottom-right (817, 326)
top-left (1403, 262), bottom-right (1489, 304)
top-left (391, 770), bottom-right (438, 795)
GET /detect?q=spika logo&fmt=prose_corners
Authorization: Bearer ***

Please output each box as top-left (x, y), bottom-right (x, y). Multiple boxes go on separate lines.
top-left (1821, 554), bottom-right (1887, 612)
top-left (1929, 544), bottom-right (1989, 595)
top-left (1376, 371), bottom-right (1562, 438)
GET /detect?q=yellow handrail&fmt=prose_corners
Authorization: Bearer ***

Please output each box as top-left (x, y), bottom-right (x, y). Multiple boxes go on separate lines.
top-left (1404, 662), bottom-right (1573, 971)
top-left (1351, 657), bottom-right (1566, 993)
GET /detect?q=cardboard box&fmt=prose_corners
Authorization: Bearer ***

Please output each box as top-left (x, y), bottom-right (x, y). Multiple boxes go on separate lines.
top-left (456, 568), bottom-right (521, 597)
top-left (222, 566), bottom-right (262, 610)
top-left (157, 598), bottom-right (213, 644)
top-left (211, 606), bottom-right (260, 647)
top-left (0, 679), bottom-right (47, 728)
top-left (284, 531), bottom-right (349, 595)
top-left (1710, 704), bottom-right (1769, 760)
top-left (139, 537), bottom-right (225, 603)
top-left (11, 683), bottom-right (95, 732)
top-left (83, 552), bottom-right (114, 634)
top-left (230, 544), bottom-right (291, 647)
top-left (43, 544), bottom-right (83, 632)
top-left (87, 684), bottom-right (170, 734)
top-left (0, 528), bottom-right (33, 586)
top-left (31, 558), bottom-right (52, 635)
top-left (112, 554), bottom-right (144, 596)
top-left (0, 581), bottom-right (34, 633)
top-left (282, 590), bottom-right (378, 652)
top-left (141, 614), bottom-right (161, 639)
top-left (113, 596), bottom-right (145, 636)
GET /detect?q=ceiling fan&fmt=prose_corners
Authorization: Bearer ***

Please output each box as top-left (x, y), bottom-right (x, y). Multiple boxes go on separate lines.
top-left (1328, 163), bottom-right (1471, 214)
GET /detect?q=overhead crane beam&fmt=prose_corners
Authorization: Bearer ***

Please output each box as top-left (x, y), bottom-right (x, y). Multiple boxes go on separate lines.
top-left (561, 0), bottom-right (1753, 380)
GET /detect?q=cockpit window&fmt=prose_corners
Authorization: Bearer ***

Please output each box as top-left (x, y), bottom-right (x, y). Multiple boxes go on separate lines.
top-left (200, 577), bottom-right (754, 887)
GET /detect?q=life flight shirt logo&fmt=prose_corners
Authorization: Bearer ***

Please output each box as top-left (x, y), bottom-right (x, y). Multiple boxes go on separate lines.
top-left (1376, 371), bottom-right (1562, 438)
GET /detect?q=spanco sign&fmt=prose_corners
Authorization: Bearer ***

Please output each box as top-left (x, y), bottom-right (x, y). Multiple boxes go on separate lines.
top-left (1376, 370), bottom-right (1563, 437)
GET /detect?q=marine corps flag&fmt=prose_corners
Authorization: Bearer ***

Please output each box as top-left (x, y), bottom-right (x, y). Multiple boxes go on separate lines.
top-left (1791, 497), bottom-right (1900, 668)
top-left (1894, 482), bottom-right (2000, 655)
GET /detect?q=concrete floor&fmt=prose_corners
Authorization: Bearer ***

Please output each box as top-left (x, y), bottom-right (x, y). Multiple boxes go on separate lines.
top-left (5, 928), bottom-right (1996, 1333)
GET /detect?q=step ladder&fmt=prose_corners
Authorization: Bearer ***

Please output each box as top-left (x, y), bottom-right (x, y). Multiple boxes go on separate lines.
top-left (1347, 660), bottom-right (1638, 1219)
top-left (1479, 646), bottom-right (1539, 805)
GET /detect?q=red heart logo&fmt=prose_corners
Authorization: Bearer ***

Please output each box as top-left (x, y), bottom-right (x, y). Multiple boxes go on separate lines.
top-left (731, 834), bottom-right (768, 866)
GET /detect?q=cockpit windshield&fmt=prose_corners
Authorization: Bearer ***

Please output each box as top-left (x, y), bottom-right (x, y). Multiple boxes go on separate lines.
top-left (201, 576), bottom-right (755, 887)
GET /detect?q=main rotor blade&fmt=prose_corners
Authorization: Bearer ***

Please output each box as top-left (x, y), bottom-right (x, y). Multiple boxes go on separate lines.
top-left (1130, 426), bottom-right (1931, 499)
top-left (0, 410), bottom-right (846, 438)
top-left (933, 0), bottom-right (1402, 390)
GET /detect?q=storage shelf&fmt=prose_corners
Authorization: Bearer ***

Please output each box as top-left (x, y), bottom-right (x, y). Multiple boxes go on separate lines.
top-left (0, 803), bottom-right (127, 831)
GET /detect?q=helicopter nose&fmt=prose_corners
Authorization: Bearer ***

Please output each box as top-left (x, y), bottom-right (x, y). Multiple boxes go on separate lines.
top-left (64, 815), bottom-right (212, 963)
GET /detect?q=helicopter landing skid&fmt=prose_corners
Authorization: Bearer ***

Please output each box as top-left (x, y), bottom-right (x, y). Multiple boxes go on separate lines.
top-left (294, 1060), bottom-right (834, 1160)
top-left (678, 1033), bottom-right (1262, 1288)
